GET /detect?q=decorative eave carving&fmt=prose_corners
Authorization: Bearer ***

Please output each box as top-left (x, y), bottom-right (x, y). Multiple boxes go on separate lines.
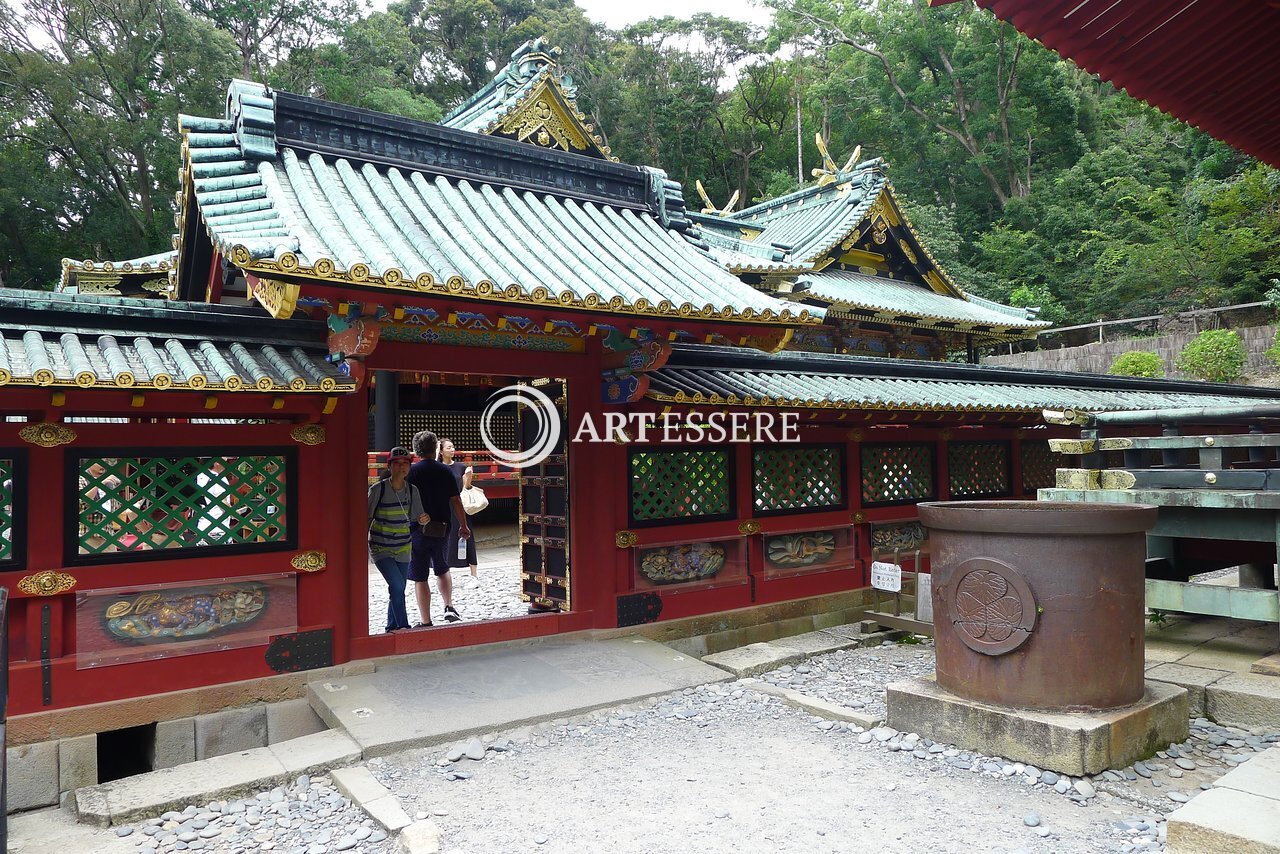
top-left (19, 422), bottom-right (77, 447)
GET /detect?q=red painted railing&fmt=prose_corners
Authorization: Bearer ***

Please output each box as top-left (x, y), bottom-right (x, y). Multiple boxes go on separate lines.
top-left (366, 450), bottom-right (519, 499)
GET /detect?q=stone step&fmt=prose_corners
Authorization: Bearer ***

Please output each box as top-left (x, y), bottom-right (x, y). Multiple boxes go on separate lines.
top-left (71, 730), bottom-right (360, 827)
top-left (1207, 672), bottom-right (1280, 728)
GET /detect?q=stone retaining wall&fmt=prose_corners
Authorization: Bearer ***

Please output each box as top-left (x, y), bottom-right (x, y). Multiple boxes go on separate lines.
top-left (984, 325), bottom-right (1278, 378)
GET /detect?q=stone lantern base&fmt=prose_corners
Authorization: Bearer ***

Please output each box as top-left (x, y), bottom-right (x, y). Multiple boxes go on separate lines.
top-left (886, 675), bottom-right (1189, 777)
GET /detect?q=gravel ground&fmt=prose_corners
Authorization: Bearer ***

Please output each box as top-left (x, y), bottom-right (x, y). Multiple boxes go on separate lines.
top-left (110, 774), bottom-right (396, 854)
top-left (367, 543), bottom-right (526, 635)
top-left (757, 638), bottom-right (936, 720)
top-left (64, 634), bottom-right (1280, 854)
top-left (355, 638), bottom-right (1280, 854)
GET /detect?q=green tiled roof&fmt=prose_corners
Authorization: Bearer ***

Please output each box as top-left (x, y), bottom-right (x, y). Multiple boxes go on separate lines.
top-left (0, 292), bottom-right (350, 393)
top-left (60, 251), bottom-right (176, 294)
top-left (177, 81), bottom-right (820, 326)
top-left (703, 162), bottom-right (888, 264)
top-left (647, 345), bottom-right (1280, 414)
top-left (794, 270), bottom-right (1049, 332)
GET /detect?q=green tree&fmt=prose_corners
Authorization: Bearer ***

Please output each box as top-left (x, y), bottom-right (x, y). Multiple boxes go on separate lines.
top-left (774, 0), bottom-right (1084, 213)
top-left (185, 0), bottom-right (357, 80)
top-left (272, 12), bottom-right (442, 120)
top-left (0, 0), bottom-right (238, 287)
top-left (391, 0), bottom-right (599, 107)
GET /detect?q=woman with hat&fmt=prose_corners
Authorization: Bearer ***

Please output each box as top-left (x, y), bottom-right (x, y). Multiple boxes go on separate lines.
top-left (367, 446), bottom-right (429, 632)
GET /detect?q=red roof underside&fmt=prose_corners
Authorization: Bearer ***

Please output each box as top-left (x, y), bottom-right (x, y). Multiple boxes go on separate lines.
top-left (938, 0), bottom-right (1280, 168)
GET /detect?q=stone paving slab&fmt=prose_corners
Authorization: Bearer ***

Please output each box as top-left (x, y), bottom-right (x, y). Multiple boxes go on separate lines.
top-left (1167, 788), bottom-right (1280, 853)
top-left (767, 630), bottom-right (861, 656)
top-left (310, 636), bottom-right (731, 758)
top-left (1253, 652), bottom-right (1280, 677)
top-left (1213, 745), bottom-right (1280, 800)
top-left (746, 681), bottom-right (882, 728)
top-left (73, 746), bottom-right (289, 827)
top-left (701, 641), bottom-right (806, 677)
top-left (9, 806), bottom-right (137, 854)
top-left (1180, 634), bottom-right (1280, 673)
top-left (71, 729), bottom-right (361, 827)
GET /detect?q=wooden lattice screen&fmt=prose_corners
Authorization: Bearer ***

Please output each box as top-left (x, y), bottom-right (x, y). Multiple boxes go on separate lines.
top-left (629, 448), bottom-right (733, 524)
top-left (1020, 439), bottom-right (1056, 493)
top-left (74, 453), bottom-right (291, 558)
top-left (752, 445), bottom-right (845, 514)
top-left (947, 441), bottom-right (1011, 498)
top-left (0, 456), bottom-right (13, 563)
top-left (861, 443), bottom-right (935, 506)
top-left (368, 410), bottom-right (517, 452)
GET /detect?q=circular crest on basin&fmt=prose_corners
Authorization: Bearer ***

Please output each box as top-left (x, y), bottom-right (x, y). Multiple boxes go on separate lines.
top-left (950, 557), bottom-right (1037, 656)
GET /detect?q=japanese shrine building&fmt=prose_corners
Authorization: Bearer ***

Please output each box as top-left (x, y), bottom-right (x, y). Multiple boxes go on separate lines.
top-left (4, 39), bottom-right (1279, 794)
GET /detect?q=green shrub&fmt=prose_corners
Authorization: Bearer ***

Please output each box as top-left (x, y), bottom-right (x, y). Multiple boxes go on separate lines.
top-left (1175, 330), bottom-right (1246, 383)
top-left (1265, 328), bottom-right (1280, 367)
top-left (1109, 351), bottom-right (1165, 378)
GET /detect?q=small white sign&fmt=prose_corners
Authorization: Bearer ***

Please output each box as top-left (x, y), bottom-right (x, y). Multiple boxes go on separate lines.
top-left (915, 571), bottom-right (934, 623)
top-left (871, 560), bottom-right (902, 592)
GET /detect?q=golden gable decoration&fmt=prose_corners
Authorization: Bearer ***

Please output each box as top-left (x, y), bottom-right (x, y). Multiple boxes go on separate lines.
top-left (496, 80), bottom-right (596, 155)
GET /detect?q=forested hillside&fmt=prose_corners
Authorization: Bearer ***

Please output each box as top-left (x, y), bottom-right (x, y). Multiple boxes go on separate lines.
top-left (2, 0), bottom-right (1277, 326)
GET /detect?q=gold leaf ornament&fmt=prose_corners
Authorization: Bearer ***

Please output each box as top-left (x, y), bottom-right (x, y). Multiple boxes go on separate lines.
top-left (19, 422), bottom-right (77, 447)
top-left (290, 425), bottom-right (326, 445)
top-left (290, 551), bottom-right (327, 572)
top-left (18, 570), bottom-right (77, 596)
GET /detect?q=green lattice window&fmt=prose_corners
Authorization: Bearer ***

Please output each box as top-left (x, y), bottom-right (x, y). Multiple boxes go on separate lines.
top-left (948, 441), bottom-right (1011, 498)
top-left (629, 448), bottom-right (733, 525)
top-left (861, 444), bottom-right (935, 506)
top-left (1021, 440), bottom-right (1056, 493)
top-left (73, 451), bottom-right (294, 560)
top-left (0, 456), bottom-right (17, 566)
top-left (753, 445), bottom-right (845, 514)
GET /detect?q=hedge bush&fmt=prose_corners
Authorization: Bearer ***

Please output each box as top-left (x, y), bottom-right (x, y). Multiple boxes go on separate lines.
top-left (1175, 330), bottom-right (1245, 383)
top-left (1109, 351), bottom-right (1165, 378)
top-left (1265, 328), bottom-right (1280, 367)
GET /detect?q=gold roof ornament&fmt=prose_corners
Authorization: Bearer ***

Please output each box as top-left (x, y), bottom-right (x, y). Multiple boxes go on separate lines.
top-left (695, 180), bottom-right (740, 215)
top-left (812, 135), bottom-right (862, 187)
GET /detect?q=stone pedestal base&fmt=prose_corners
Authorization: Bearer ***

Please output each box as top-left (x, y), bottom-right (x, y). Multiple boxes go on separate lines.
top-left (886, 675), bottom-right (1189, 777)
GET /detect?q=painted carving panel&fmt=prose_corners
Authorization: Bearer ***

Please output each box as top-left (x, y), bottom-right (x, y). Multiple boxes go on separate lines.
top-left (632, 537), bottom-right (747, 593)
top-left (762, 527), bottom-right (855, 579)
top-left (75, 573), bottom-right (297, 668)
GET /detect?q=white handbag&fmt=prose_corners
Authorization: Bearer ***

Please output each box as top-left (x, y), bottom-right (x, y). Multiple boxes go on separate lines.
top-left (460, 485), bottom-right (489, 516)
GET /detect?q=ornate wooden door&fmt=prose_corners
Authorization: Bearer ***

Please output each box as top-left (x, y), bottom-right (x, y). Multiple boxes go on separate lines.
top-left (519, 380), bottom-right (570, 611)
